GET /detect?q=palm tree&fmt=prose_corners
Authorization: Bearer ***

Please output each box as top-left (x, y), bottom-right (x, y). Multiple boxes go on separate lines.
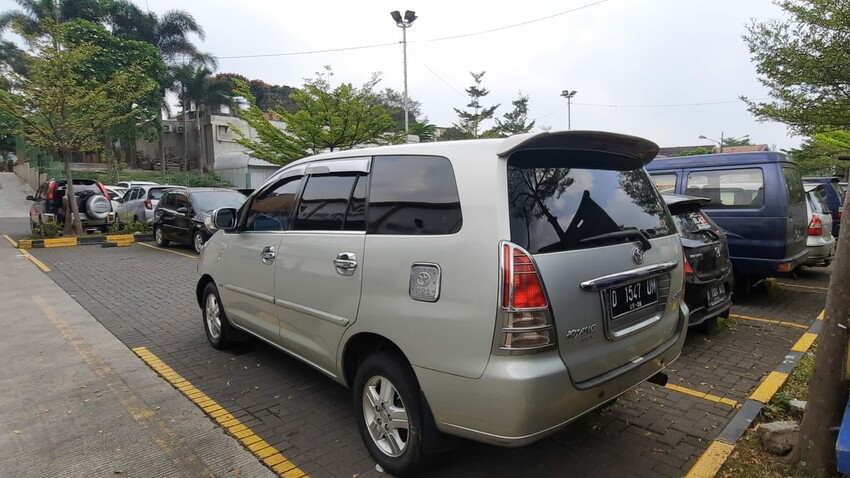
top-left (183, 66), bottom-right (232, 172)
top-left (108, 1), bottom-right (207, 64)
top-left (0, 0), bottom-right (106, 39)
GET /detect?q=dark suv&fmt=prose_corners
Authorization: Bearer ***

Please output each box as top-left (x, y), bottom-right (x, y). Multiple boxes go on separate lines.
top-left (27, 179), bottom-right (115, 232)
top-left (663, 194), bottom-right (733, 327)
top-left (153, 187), bottom-right (247, 253)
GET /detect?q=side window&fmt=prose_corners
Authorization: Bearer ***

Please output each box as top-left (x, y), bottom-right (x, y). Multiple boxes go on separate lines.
top-left (782, 167), bottom-right (805, 206)
top-left (368, 155), bottom-right (462, 235)
top-left (245, 176), bottom-right (303, 232)
top-left (160, 193), bottom-right (173, 209)
top-left (174, 192), bottom-right (189, 210)
top-left (129, 188), bottom-right (140, 201)
top-left (292, 174), bottom-right (359, 231)
top-left (650, 173), bottom-right (677, 193)
top-left (344, 176), bottom-right (367, 231)
top-left (686, 168), bottom-right (765, 209)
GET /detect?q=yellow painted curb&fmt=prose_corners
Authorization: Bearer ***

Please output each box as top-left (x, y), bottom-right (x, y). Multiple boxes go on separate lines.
top-left (792, 332), bottom-right (817, 353)
top-left (17, 239), bottom-right (32, 249)
top-left (750, 371), bottom-right (789, 404)
top-left (132, 347), bottom-right (307, 477)
top-left (43, 237), bottom-right (78, 248)
top-left (684, 441), bottom-right (735, 478)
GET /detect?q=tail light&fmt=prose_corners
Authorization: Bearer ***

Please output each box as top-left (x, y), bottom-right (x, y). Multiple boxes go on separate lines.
top-left (807, 215), bottom-right (823, 236)
top-left (495, 242), bottom-right (556, 355)
top-left (144, 199), bottom-right (153, 210)
top-left (683, 256), bottom-right (694, 274)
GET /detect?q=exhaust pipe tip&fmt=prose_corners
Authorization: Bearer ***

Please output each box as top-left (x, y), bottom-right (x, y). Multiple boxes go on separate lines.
top-left (647, 371), bottom-right (668, 387)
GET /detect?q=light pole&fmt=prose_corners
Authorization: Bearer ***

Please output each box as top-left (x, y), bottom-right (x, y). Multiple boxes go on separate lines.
top-left (391, 10), bottom-right (417, 138)
top-left (560, 90), bottom-right (577, 130)
top-left (698, 133), bottom-right (725, 153)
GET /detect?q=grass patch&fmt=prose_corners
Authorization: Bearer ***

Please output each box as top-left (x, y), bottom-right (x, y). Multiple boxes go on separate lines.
top-left (716, 346), bottom-right (816, 478)
top-left (72, 169), bottom-right (231, 188)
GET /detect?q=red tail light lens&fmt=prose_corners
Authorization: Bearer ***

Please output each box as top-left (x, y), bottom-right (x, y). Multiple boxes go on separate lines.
top-left (683, 257), bottom-right (694, 274)
top-left (808, 215), bottom-right (823, 236)
top-left (497, 242), bottom-right (555, 354)
top-left (144, 199), bottom-right (153, 210)
top-left (47, 181), bottom-right (56, 200)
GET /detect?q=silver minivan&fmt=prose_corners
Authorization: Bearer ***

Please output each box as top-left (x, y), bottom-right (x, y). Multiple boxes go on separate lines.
top-left (196, 131), bottom-right (688, 475)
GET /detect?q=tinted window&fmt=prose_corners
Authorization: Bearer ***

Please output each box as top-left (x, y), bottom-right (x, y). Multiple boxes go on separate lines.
top-left (651, 174), bottom-right (677, 193)
top-left (686, 168), bottom-right (765, 208)
top-left (246, 176), bottom-right (303, 231)
top-left (293, 174), bottom-right (359, 231)
top-left (174, 192), bottom-right (189, 209)
top-left (344, 176), bottom-right (367, 231)
top-left (782, 167), bottom-right (805, 206)
top-left (508, 151), bottom-right (675, 254)
top-left (160, 193), bottom-right (174, 209)
top-left (368, 155), bottom-right (462, 235)
top-left (191, 191), bottom-right (247, 212)
top-left (807, 190), bottom-right (829, 214)
top-left (147, 187), bottom-right (169, 200)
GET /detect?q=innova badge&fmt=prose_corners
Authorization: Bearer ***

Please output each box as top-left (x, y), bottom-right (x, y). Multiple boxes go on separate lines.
top-left (632, 246), bottom-right (645, 264)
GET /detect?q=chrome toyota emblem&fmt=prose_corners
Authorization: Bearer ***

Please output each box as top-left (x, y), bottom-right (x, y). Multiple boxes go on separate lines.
top-left (632, 246), bottom-right (645, 264)
top-left (416, 271), bottom-right (431, 287)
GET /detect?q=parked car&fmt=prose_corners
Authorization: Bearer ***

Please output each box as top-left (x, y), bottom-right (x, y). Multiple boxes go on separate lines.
top-left (115, 180), bottom-right (159, 189)
top-left (196, 131), bottom-right (689, 475)
top-left (27, 179), bottom-right (115, 232)
top-left (803, 183), bottom-right (836, 267)
top-left (662, 194), bottom-right (733, 327)
top-left (116, 184), bottom-right (173, 223)
top-left (802, 177), bottom-right (844, 238)
top-left (153, 187), bottom-right (247, 253)
top-left (103, 185), bottom-right (128, 213)
top-left (646, 151), bottom-right (808, 291)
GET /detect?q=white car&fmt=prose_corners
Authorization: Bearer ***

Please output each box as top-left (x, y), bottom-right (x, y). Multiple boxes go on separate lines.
top-left (116, 180), bottom-right (159, 189)
top-left (803, 183), bottom-right (836, 267)
top-left (116, 184), bottom-right (174, 223)
top-left (103, 186), bottom-right (128, 214)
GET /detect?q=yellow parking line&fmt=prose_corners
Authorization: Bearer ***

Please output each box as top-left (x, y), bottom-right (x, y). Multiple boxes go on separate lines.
top-left (776, 282), bottom-right (829, 292)
top-left (729, 313), bottom-right (809, 330)
top-left (132, 347), bottom-right (307, 478)
top-left (137, 242), bottom-right (197, 259)
top-left (17, 248), bottom-right (50, 272)
top-left (665, 383), bottom-right (739, 407)
top-left (3, 234), bottom-right (18, 248)
top-left (817, 310), bottom-right (825, 320)
top-left (684, 440), bottom-right (735, 478)
top-left (750, 371), bottom-right (789, 403)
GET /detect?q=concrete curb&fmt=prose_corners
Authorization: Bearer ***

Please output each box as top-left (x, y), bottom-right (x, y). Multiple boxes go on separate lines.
top-left (17, 233), bottom-right (153, 249)
top-left (684, 310), bottom-right (823, 477)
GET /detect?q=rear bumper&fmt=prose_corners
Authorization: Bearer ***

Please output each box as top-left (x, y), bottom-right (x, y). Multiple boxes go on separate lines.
top-left (731, 248), bottom-right (809, 277)
top-left (684, 271), bottom-right (733, 326)
top-left (804, 240), bottom-right (836, 265)
top-left (415, 307), bottom-right (688, 446)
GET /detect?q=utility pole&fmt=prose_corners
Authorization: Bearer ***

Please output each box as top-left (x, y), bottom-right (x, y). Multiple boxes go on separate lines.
top-left (391, 10), bottom-right (417, 138)
top-left (560, 90), bottom-right (577, 130)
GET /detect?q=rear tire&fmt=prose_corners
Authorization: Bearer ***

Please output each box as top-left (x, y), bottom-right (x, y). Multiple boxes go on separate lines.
top-left (154, 225), bottom-right (169, 247)
top-left (354, 352), bottom-right (426, 476)
top-left (202, 282), bottom-right (234, 350)
top-left (193, 230), bottom-right (205, 254)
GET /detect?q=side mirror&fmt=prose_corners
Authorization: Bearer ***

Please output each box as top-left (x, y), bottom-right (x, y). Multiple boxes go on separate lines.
top-left (176, 206), bottom-right (188, 215)
top-left (26, 195), bottom-right (35, 201)
top-left (213, 208), bottom-right (237, 230)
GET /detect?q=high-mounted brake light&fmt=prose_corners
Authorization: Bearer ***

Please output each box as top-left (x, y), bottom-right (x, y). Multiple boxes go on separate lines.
top-left (807, 215), bottom-right (823, 237)
top-left (495, 242), bottom-right (556, 354)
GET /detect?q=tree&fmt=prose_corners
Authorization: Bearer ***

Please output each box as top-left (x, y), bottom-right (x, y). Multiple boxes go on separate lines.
top-left (108, 1), bottom-right (206, 63)
top-left (377, 87), bottom-right (422, 135)
top-left (490, 92), bottom-right (535, 137)
top-left (0, 21), bottom-right (158, 235)
top-left (182, 66), bottom-right (231, 172)
top-left (787, 131), bottom-right (850, 176)
top-left (745, 1), bottom-right (850, 473)
top-left (678, 147), bottom-right (714, 156)
top-left (721, 136), bottom-right (752, 147)
top-left (409, 119), bottom-right (437, 143)
top-left (230, 79), bottom-right (305, 165)
top-left (232, 67), bottom-right (395, 163)
top-left (453, 71), bottom-right (499, 139)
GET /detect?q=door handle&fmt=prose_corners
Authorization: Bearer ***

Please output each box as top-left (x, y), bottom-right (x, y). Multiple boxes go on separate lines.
top-left (261, 246), bottom-right (276, 264)
top-left (333, 252), bottom-right (357, 276)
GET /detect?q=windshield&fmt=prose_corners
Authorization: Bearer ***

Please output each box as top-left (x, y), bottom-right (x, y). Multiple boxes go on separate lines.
top-left (192, 191), bottom-right (247, 212)
top-left (148, 188), bottom-right (170, 200)
top-left (507, 152), bottom-right (675, 254)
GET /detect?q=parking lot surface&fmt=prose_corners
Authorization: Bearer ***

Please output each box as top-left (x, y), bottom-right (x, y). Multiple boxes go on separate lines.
top-left (28, 243), bottom-right (829, 477)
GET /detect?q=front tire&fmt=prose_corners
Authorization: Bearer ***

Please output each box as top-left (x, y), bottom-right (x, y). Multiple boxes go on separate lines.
top-left (202, 282), bottom-right (233, 349)
top-left (193, 230), bottom-right (205, 254)
top-left (354, 352), bottom-right (425, 476)
top-left (154, 225), bottom-right (169, 247)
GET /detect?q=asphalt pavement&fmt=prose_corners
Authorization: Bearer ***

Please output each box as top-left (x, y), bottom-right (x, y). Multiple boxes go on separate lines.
top-left (0, 172), bottom-right (276, 477)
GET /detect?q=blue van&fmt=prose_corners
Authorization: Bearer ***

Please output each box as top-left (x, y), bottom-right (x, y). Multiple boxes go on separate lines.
top-left (646, 152), bottom-right (808, 288)
top-left (802, 177), bottom-right (844, 238)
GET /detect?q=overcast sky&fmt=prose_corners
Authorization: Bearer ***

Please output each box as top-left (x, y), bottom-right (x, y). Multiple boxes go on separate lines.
top-left (1, 0), bottom-right (799, 150)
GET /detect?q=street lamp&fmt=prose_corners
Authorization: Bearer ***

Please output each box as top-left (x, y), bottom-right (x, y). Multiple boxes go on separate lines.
top-left (391, 10), bottom-right (417, 138)
top-left (698, 134), bottom-right (723, 153)
top-left (560, 90), bottom-right (577, 130)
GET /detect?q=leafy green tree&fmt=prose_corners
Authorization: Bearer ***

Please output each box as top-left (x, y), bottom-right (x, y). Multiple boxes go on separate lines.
top-left (377, 87), bottom-right (422, 134)
top-left (0, 21), bottom-right (158, 234)
top-left (108, 1), bottom-right (206, 63)
top-left (409, 119), bottom-right (437, 143)
top-left (787, 131), bottom-right (850, 176)
top-left (744, 1), bottom-right (850, 472)
top-left (213, 73), bottom-right (298, 112)
top-left (678, 147), bottom-right (714, 156)
top-left (230, 79), bottom-right (305, 165)
top-left (232, 67), bottom-right (395, 163)
top-left (182, 66), bottom-right (232, 172)
top-left (453, 71), bottom-right (499, 139)
top-left (490, 92), bottom-right (535, 137)
top-left (721, 136), bottom-right (751, 147)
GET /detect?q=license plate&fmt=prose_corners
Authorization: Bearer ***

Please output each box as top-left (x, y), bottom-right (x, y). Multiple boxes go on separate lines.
top-left (707, 283), bottom-right (726, 307)
top-left (608, 277), bottom-right (658, 319)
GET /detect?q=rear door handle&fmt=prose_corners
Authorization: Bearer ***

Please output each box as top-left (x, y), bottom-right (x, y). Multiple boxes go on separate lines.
top-left (261, 246), bottom-right (276, 264)
top-left (333, 252), bottom-right (357, 276)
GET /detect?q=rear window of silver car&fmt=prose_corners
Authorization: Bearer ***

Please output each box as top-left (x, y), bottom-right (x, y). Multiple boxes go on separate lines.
top-left (507, 150), bottom-right (674, 254)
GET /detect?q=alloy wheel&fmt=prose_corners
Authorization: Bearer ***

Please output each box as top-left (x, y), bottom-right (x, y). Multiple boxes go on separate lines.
top-left (362, 375), bottom-right (410, 457)
top-left (205, 293), bottom-right (221, 340)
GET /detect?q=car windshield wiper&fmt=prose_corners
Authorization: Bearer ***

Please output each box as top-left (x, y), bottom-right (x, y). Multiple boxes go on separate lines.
top-left (579, 227), bottom-right (652, 250)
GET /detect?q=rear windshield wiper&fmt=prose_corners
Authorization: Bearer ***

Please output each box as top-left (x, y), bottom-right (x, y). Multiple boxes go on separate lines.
top-left (579, 227), bottom-right (652, 250)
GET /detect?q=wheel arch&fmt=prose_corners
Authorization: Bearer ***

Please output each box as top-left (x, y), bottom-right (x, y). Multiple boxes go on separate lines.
top-left (342, 332), bottom-right (408, 389)
top-left (197, 274), bottom-right (215, 308)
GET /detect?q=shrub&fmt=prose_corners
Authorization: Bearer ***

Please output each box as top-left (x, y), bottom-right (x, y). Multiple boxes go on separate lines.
top-left (30, 222), bottom-right (63, 239)
top-left (107, 221), bottom-right (151, 235)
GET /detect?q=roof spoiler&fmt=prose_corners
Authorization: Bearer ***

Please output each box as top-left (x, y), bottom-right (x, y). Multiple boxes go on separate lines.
top-left (497, 131), bottom-right (660, 165)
